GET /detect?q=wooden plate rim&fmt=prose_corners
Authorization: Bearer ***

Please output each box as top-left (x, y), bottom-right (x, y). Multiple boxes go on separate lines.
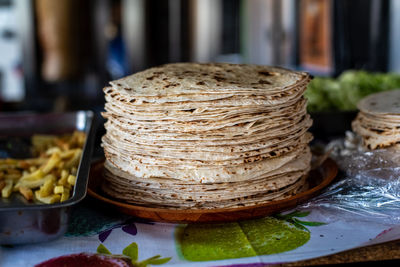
top-left (87, 158), bottom-right (338, 215)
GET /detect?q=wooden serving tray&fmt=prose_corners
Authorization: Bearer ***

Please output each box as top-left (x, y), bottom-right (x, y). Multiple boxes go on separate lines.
top-left (88, 159), bottom-right (338, 223)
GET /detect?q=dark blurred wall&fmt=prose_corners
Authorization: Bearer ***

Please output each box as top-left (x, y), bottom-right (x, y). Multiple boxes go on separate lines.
top-left (333, 0), bottom-right (389, 74)
top-left (1, 0), bottom-right (396, 113)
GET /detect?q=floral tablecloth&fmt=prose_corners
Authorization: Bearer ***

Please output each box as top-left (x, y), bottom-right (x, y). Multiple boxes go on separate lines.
top-left (1, 197), bottom-right (399, 267)
top-left (3, 141), bottom-right (400, 267)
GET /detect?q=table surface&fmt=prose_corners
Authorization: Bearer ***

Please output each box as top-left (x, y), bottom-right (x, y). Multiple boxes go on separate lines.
top-left (2, 194), bottom-right (400, 267)
top-left (282, 239), bottom-right (400, 266)
top-left (3, 142), bottom-right (400, 266)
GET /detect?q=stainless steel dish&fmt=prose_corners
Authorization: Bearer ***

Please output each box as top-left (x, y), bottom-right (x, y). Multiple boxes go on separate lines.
top-left (0, 111), bottom-right (95, 245)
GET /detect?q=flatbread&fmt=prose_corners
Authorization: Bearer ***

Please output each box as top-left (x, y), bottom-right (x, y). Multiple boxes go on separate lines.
top-left (104, 145), bottom-right (311, 183)
top-left (357, 89), bottom-right (400, 115)
top-left (102, 168), bottom-right (308, 209)
top-left (110, 63), bottom-right (310, 97)
top-left (101, 63), bottom-right (313, 208)
top-left (352, 117), bottom-right (400, 149)
top-left (353, 90), bottom-right (400, 149)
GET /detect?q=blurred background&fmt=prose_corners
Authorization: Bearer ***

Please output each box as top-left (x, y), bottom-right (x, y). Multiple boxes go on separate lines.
top-left (0, 0), bottom-right (399, 116)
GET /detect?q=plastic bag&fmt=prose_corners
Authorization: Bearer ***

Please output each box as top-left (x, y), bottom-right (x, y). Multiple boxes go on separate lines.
top-left (300, 131), bottom-right (400, 224)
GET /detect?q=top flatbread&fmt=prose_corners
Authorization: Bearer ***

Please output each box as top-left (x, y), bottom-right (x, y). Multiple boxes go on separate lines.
top-left (109, 63), bottom-right (310, 97)
top-left (357, 89), bottom-right (400, 115)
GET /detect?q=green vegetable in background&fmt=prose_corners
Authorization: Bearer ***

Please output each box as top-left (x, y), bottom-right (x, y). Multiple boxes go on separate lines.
top-left (305, 70), bottom-right (400, 112)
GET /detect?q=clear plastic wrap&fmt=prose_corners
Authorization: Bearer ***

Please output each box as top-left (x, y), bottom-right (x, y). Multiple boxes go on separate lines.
top-left (300, 131), bottom-right (400, 224)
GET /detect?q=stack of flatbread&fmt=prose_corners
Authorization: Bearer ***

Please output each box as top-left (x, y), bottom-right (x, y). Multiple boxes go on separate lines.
top-left (101, 63), bottom-right (313, 209)
top-left (352, 89), bottom-right (400, 150)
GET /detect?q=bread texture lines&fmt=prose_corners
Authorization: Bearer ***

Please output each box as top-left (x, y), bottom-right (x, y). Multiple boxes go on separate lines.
top-left (102, 63), bottom-right (313, 209)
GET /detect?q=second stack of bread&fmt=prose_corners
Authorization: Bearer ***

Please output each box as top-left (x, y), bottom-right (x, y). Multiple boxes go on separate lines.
top-left (352, 89), bottom-right (400, 150)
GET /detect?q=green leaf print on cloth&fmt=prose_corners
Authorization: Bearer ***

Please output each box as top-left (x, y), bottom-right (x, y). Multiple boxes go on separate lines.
top-left (176, 211), bottom-right (326, 261)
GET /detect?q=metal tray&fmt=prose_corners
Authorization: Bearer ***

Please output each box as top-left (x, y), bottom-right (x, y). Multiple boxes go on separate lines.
top-left (0, 111), bottom-right (95, 245)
